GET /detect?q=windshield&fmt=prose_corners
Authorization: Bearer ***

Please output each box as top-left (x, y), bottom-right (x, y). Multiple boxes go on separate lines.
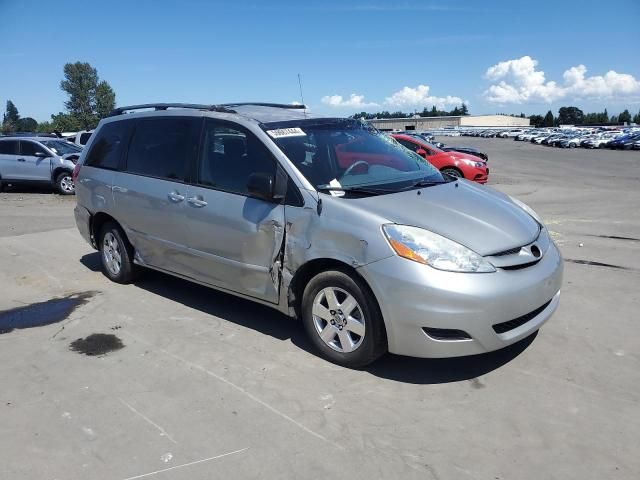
top-left (264, 119), bottom-right (444, 192)
top-left (42, 140), bottom-right (82, 155)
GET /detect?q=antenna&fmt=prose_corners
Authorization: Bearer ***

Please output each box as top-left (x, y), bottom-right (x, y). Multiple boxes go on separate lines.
top-left (297, 73), bottom-right (307, 118)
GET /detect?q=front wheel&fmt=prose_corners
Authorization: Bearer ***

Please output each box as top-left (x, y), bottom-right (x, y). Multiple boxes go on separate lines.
top-left (301, 269), bottom-right (387, 368)
top-left (55, 172), bottom-right (75, 195)
top-left (441, 167), bottom-right (463, 179)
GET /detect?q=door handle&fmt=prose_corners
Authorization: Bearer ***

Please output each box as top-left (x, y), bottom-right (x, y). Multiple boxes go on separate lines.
top-left (112, 185), bottom-right (126, 193)
top-left (167, 191), bottom-right (185, 202)
top-left (17, 158), bottom-right (26, 162)
top-left (187, 196), bottom-right (207, 207)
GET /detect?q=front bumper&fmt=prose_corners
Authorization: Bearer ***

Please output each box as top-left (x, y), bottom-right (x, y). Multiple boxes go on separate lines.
top-left (357, 241), bottom-right (563, 358)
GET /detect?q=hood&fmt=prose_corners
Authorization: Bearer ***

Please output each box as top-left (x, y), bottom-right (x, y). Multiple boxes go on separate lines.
top-left (349, 180), bottom-right (539, 256)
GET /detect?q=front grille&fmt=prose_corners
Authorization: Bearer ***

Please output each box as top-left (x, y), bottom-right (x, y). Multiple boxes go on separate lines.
top-left (492, 299), bottom-right (553, 334)
top-left (501, 260), bottom-right (541, 270)
top-left (492, 246), bottom-right (522, 256)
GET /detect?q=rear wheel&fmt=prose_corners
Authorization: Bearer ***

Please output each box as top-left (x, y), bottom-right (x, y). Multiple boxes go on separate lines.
top-left (99, 222), bottom-right (140, 283)
top-left (55, 171), bottom-right (75, 195)
top-left (441, 167), bottom-right (463, 179)
top-left (301, 269), bottom-right (387, 368)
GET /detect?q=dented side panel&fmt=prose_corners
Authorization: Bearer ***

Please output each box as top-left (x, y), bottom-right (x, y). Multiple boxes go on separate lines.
top-left (280, 189), bottom-right (396, 316)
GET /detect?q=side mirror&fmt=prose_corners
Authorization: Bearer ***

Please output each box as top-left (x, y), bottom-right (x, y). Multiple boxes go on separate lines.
top-left (416, 148), bottom-right (427, 158)
top-left (247, 172), bottom-right (275, 201)
top-left (34, 151), bottom-right (50, 158)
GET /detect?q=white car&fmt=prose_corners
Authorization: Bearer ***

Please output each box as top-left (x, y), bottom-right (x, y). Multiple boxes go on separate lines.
top-left (500, 129), bottom-right (526, 138)
top-left (64, 130), bottom-right (94, 146)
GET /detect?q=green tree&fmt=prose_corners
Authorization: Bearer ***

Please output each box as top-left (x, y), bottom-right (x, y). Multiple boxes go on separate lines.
top-left (36, 121), bottom-right (54, 133)
top-left (597, 109), bottom-right (609, 124)
top-left (529, 114), bottom-right (544, 128)
top-left (60, 62), bottom-right (98, 128)
top-left (557, 106), bottom-right (584, 125)
top-left (95, 80), bottom-right (116, 119)
top-left (618, 109), bottom-right (632, 124)
top-left (633, 110), bottom-right (640, 124)
top-left (460, 103), bottom-right (469, 115)
top-left (610, 115), bottom-right (618, 124)
top-left (543, 110), bottom-right (555, 127)
top-left (17, 117), bottom-right (38, 132)
top-left (59, 61), bottom-right (116, 129)
top-left (2, 100), bottom-right (20, 132)
top-left (50, 112), bottom-right (82, 132)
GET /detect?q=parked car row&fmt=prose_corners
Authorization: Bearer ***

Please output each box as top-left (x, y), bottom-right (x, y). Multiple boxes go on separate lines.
top-left (458, 127), bottom-right (640, 150)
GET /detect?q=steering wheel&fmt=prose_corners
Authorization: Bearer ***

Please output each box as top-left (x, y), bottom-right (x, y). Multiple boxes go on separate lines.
top-left (343, 160), bottom-right (370, 177)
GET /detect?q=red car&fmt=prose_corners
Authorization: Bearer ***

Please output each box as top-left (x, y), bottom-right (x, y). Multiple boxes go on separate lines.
top-left (391, 134), bottom-right (489, 183)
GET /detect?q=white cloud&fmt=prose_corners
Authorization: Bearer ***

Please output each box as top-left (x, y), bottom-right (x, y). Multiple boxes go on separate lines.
top-left (484, 56), bottom-right (640, 104)
top-left (384, 84), bottom-right (463, 109)
top-left (321, 93), bottom-right (378, 108)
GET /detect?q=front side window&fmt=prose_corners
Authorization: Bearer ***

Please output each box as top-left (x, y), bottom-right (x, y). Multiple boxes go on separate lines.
top-left (198, 120), bottom-right (277, 195)
top-left (126, 117), bottom-right (197, 181)
top-left (0, 140), bottom-right (19, 155)
top-left (264, 119), bottom-right (443, 193)
top-left (85, 120), bottom-right (132, 169)
top-left (20, 141), bottom-right (48, 156)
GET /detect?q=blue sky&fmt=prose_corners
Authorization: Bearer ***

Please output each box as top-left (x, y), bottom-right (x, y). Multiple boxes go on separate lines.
top-left (1, 0), bottom-right (639, 122)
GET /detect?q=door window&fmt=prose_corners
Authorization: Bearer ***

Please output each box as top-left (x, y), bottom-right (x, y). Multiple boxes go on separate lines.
top-left (20, 141), bottom-right (48, 156)
top-left (198, 121), bottom-right (277, 195)
top-left (125, 117), bottom-right (197, 182)
top-left (0, 140), bottom-right (19, 154)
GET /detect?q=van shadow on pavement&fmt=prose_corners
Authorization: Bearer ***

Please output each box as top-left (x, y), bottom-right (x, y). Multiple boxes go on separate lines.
top-left (80, 252), bottom-right (537, 385)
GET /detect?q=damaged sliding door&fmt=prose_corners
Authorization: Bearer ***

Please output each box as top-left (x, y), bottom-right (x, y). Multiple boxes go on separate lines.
top-left (180, 119), bottom-right (285, 303)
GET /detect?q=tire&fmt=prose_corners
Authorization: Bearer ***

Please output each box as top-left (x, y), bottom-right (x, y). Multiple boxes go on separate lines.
top-left (98, 222), bottom-right (140, 284)
top-left (55, 171), bottom-right (75, 195)
top-left (441, 167), bottom-right (463, 179)
top-left (301, 269), bottom-right (387, 368)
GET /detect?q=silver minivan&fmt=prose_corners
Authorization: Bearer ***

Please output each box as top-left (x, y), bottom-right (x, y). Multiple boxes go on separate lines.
top-left (74, 103), bottom-right (563, 367)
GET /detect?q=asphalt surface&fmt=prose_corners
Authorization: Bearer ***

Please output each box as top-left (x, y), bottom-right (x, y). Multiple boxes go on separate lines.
top-left (0, 139), bottom-right (638, 479)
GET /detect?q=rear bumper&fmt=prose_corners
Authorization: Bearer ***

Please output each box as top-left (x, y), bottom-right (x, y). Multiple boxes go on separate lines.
top-left (357, 241), bottom-right (563, 358)
top-left (74, 204), bottom-right (94, 248)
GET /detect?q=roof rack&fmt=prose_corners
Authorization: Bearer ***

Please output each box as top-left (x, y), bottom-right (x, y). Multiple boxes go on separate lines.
top-left (0, 132), bottom-right (59, 138)
top-left (108, 103), bottom-right (235, 116)
top-left (221, 102), bottom-right (307, 110)
top-left (109, 102), bottom-right (307, 117)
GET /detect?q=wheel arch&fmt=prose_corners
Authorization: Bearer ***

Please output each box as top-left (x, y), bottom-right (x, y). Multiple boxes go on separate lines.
top-left (51, 166), bottom-right (73, 183)
top-left (90, 212), bottom-right (126, 249)
top-left (440, 165), bottom-right (464, 177)
top-left (288, 258), bottom-right (382, 323)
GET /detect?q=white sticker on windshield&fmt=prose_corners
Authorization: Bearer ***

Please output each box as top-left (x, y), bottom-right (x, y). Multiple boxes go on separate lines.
top-left (267, 127), bottom-right (306, 139)
top-left (328, 178), bottom-right (344, 197)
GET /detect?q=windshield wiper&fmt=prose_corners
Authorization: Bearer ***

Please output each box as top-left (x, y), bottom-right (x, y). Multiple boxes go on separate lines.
top-left (403, 178), bottom-right (449, 190)
top-left (316, 185), bottom-right (391, 195)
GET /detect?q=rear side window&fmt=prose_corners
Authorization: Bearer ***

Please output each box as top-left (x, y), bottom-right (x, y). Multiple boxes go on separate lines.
top-left (85, 121), bottom-right (131, 169)
top-left (20, 141), bottom-right (48, 156)
top-left (0, 140), bottom-right (19, 154)
top-left (125, 117), bottom-right (198, 182)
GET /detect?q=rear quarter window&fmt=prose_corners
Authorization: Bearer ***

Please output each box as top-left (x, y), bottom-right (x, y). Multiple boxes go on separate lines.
top-left (85, 121), bottom-right (132, 169)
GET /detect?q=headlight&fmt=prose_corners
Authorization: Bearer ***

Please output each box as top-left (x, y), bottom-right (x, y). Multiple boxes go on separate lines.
top-left (382, 225), bottom-right (496, 273)
top-left (461, 159), bottom-right (484, 168)
top-left (509, 196), bottom-right (543, 224)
